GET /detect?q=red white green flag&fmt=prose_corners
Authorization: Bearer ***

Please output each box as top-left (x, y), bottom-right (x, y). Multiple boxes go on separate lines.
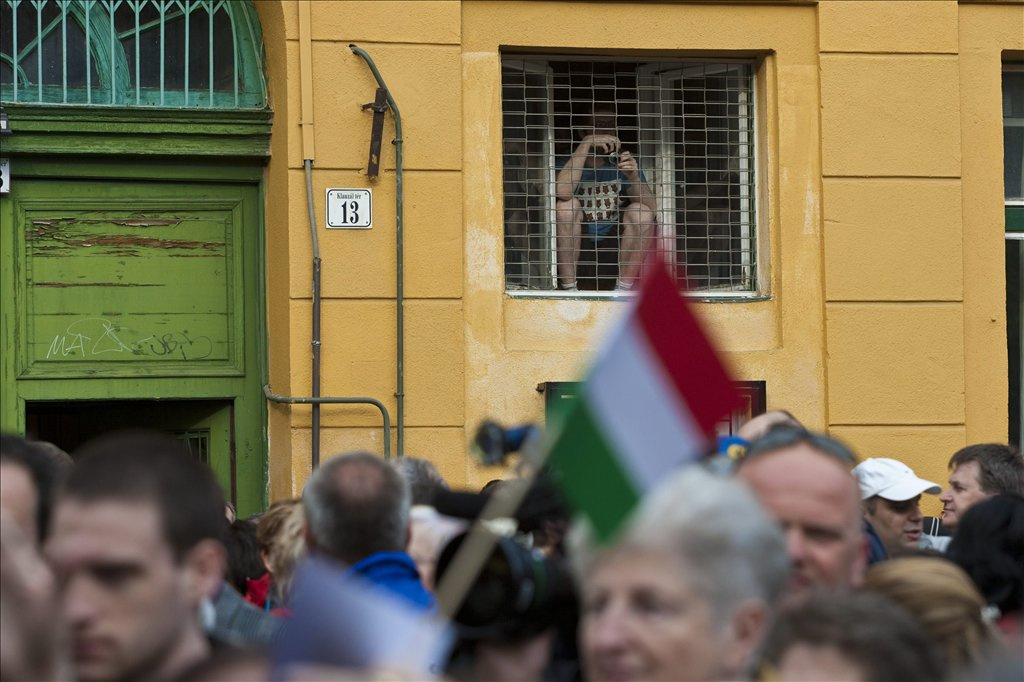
top-left (546, 255), bottom-right (741, 542)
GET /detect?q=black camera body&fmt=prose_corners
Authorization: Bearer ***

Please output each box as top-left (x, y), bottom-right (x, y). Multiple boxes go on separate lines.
top-left (435, 529), bottom-right (577, 642)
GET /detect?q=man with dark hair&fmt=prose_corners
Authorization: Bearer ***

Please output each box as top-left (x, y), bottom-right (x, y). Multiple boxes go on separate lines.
top-left (45, 430), bottom-right (227, 682)
top-left (939, 443), bottom-right (1024, 531)
top-left (303, 451), bottom-right (434, 610)
top-left (736, 427), bottom-right (867, 596)
top-left (0, 434), bottom-right (67, 545)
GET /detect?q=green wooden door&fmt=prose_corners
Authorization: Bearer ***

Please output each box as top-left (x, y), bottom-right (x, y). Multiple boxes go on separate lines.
top-left (1, 175), bottom-right (265, 515)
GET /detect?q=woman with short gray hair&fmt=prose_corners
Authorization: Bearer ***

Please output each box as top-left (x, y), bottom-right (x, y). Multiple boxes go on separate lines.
top-left (570, 466), bottom-right (788, 681)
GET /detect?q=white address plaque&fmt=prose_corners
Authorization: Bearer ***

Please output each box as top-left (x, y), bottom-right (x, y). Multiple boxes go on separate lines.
top-left (326, 188), bottom-right (372, 229)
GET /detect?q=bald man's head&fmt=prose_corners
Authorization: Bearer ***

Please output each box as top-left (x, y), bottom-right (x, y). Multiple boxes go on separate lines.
top-left (302, 452), bottom-right (411, 565)
top-left (737, 430), bottom-right (866, 595)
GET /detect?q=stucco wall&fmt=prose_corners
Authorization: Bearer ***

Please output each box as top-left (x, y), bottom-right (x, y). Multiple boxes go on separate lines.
top-left (260, 0), bottom-right (1019, 502)
top-left (821, 0), bottom-right (1022, 514)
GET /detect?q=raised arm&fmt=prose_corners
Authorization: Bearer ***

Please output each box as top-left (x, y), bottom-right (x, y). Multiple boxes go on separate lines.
top-left (555, 134), bottom-right (619, 201)
top-left (617, 151), bottom-right (657, 212)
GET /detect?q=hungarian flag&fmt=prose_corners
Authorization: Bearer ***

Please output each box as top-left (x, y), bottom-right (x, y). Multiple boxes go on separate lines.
top-left (546, 255), bottom-right (741, 542)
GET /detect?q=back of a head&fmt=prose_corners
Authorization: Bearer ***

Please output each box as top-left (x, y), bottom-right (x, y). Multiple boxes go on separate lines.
top-left (0, 434), bottom-right (62, 544)
top-left (30, 440), bottom-right (74, 480)
top-left (948, 444), bottom-right (1024, 496)
top-left (303, 451), bottom-right (410, 565)
top-left (393, 456), bottom-right (448, 506)
top-left (760, 589), bottom-right (944, 682)
top-left (947, 494), bottom-right (1024, 617)
top-left (736, 410), bottom-right (801, 443)
top-left (255, 498), bottom-right (306, 599)
top-left (573, 467), bottom-right (789, 618)
top-left (223, 518), bottom-right (264, 594)
top-left (65, 430), bottom-right (225, 559)
top-left (864, 557), bottom-right (1000, 672)
top-left (740, 426), bottom-right (859, 471)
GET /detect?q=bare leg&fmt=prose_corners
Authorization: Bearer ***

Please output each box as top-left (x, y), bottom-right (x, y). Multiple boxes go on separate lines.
top-left (617, 203), bottom-right (657, 289)
top-left (555, 198), bottom-right (583, 288)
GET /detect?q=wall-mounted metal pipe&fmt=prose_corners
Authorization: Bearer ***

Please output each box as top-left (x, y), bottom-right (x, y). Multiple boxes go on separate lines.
top-left (305, 161), bottom-right (322, 468)
top-left (349, 44), bottom-right (405, 457)
top-left (278, 11), bottom-right (394, 472)
top-left (298, 2), bottom-right (321, 468)
top-left (264, 385), bottom-right (392, 459)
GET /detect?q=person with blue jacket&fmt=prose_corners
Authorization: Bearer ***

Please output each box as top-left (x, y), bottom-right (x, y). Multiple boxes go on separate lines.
top-left (302, 451), bottom-right (435, 611)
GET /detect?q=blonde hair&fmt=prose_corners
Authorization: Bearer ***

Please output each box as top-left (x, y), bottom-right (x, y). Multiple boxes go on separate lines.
top-left (256, 498), bottom-right (306, 602)
top-left (864, 557), bottom-right (1004, 672)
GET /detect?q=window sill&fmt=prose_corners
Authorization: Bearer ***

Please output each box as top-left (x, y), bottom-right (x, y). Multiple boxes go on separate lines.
top-left (504, 289), bottom-right (770, 303)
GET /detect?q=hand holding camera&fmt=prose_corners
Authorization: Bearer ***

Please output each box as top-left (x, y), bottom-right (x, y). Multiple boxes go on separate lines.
top-left (581, 133), bottom-right (619, 156)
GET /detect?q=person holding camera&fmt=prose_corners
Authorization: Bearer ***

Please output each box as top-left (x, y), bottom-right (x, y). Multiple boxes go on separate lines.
top-left (554, 105), bottom-right (657, 292)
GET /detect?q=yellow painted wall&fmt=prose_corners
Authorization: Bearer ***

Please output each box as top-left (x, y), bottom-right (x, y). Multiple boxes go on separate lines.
top-left (819, 0), bottom-right (1022, 515)
top-left (259, 0), bottom-right (1019, 505)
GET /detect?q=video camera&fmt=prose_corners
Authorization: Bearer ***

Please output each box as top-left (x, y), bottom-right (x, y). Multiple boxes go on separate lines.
top-left (435, 528), bottom-right (576, 642)
top-left (432, 421), bottom-right (577, 643)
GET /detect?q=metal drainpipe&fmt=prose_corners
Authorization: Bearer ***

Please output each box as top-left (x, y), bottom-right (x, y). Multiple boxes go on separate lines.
top-left (350, 44), bottom-right (405, 457)
top-left (268, 9), bottom-right (395, 471)
top-left (306, 160), bottom-right (322, 468)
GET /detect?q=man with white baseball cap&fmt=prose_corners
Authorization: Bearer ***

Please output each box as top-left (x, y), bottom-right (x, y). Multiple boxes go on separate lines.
top-left (853, 457), bottom-right (945, 556)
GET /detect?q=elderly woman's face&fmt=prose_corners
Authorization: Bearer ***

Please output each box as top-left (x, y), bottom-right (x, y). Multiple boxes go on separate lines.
top-left (580, 549), bottom-right (731, 682)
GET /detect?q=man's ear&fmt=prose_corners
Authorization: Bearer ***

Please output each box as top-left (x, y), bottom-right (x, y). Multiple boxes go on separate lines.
top-left (183, 538), bottom-right (226, 604)
top-left (303, 520), bottom-right (318, 553)
top-left (722, 600), bottom-right (768, 677)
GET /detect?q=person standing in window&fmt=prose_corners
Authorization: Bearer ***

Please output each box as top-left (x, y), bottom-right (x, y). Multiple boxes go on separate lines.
top-left (555, 105), bottom-right (657, 292)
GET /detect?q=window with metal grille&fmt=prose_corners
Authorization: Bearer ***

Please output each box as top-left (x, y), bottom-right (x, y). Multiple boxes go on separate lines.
top-left (0, 0), bottom-right (266, 108)
top-left (173, 428), bottom-right (210, 465)
top-left (502, 57), bottom-right (759, 295)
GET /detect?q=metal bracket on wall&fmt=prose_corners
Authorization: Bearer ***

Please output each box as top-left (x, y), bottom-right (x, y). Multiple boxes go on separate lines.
top-left (263, 385), bottom-right (393, 459)
top-left (361, 87), bottom-right (389, 179)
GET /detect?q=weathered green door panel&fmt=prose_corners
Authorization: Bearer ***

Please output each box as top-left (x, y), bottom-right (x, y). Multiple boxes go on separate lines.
top-left (14, 182), bottom-right (247, 377)
top-left (2, 174), bottom-right (266, 515)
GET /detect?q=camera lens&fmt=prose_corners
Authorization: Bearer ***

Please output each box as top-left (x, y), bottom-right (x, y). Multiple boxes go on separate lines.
top-left (608, 152), bottom-right (620, 164)
top-left (436, 530), bottom-right (577, 641)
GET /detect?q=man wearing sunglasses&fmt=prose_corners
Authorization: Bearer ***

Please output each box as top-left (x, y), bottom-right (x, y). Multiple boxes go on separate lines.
top-left (853, 457), bottom-right (944, 556)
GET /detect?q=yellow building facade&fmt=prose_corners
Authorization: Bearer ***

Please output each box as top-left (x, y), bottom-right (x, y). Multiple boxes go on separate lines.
top-left (247, 0), bottom-right (1022, 510)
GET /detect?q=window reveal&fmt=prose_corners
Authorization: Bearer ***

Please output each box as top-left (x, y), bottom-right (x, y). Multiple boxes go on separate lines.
top-left (501, 57), bottom-right (759, 295)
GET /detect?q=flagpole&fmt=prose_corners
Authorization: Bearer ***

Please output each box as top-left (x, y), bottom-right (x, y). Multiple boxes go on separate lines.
top-left (433, 246), bottom-right (655, 621)
top-left (433, 436), bottom-right (550, 621)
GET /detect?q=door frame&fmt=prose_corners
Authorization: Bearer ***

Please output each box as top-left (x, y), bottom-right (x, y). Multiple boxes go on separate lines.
top-left (0, 156), bottom-right (269, 515)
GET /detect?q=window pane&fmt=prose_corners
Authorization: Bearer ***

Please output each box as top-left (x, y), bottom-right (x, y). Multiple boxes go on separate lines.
top-left (1007, 127), bottom-right (1023, 201)
top-left (501, 57), bottom-right (758, 294)
top-left (1006, 71), bottom-right (1024, 201)
top-left (1, 0), bottom-right (260, 108)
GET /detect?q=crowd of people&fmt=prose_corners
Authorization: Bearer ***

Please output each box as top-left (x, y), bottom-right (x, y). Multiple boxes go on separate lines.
top-left (1, 412), bottom-right (1022, 682)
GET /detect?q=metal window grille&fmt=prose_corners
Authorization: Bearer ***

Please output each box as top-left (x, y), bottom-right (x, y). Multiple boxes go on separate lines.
top-left (173, 428), bottom-right (210, 465)
top-left (501, 57), bottom-right (759, 295)
top-left (0, 0), bottom-right (266, 108)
